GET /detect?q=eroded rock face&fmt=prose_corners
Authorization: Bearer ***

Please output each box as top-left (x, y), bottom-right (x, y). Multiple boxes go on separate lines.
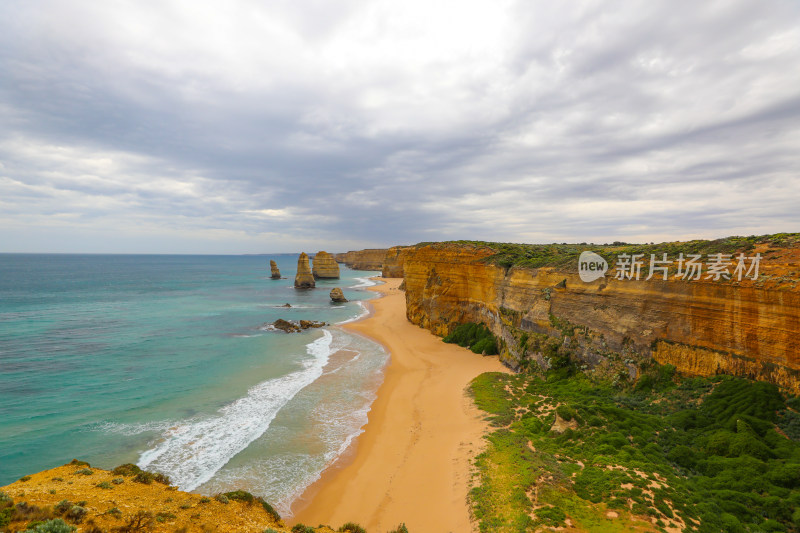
top-left (312, 251), bottom-right (340, 279)
top-left (338, 249), bottom-right (387, 271)
top-left (294, 252), bottom-right (316, 288)
top-left (270, 260), bottom-right (281, 279)
top-left (382, 246), bottom-right (412, 278)
top-left (403, 242), bottom-right (800, 393)
top-left (330, 287), bottom-right (348, 303)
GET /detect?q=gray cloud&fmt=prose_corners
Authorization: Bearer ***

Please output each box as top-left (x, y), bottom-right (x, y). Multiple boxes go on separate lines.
top-left (1, 0), bottom-right (798, 253)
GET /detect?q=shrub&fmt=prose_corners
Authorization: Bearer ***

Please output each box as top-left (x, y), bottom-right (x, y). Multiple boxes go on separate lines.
top-left (68, 460), bottom-right (90, 467)
top-left (214, 494), bottom-right (229, 504)
top-left (257, 497), bottom-right (281, 522)
top-left (0, 508), bottom-right (11, 529)
top-left (54, 500), bottom-right (73, 514)
top-left (73, 468), bottom-right (93, 476)
top-left (112, 464), bottom-right (142, 477)
top-left (96, 481), bottom-right (113, 489)
top-left (117, 510), bottom-right (153, 532)
top-left (388, 524), bottom-right (409, 533)
top-left (112, 477), bottom-right (124, 485)
top-left (28, 519), bottom-right (76, 533)
top-left (443, 323), bottom-right (498, 355)
top-left (291, 525), bottom-right (314, 533)
top-left (65, 505), bottom-right (87, 523)
top-left (338, 522), bottom-right (367, 533)
top-left (222, 490), bottom-right (254, 503)
top-left (19, 475), bottom-right (32, 482)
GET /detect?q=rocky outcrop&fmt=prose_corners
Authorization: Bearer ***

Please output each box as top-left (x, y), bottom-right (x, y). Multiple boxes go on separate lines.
top-left (330, 287), bottom-right (348, 303)
top-left (382, 246), bottom-right (412, 278)
top-left (270, 260), bottom-right (281, 279)
top-left (312, 251), bottom-right (340, 279)
top-left (337, 249), bottom-right (388, 271)
top-left (294, 253), bottom-right (315, 288)
top-left (0, 461), bottom-right (288, 532)
top-left (270, 318), bottom-right (327, 333)
top-left (403, 240), bottom-right (800, 393)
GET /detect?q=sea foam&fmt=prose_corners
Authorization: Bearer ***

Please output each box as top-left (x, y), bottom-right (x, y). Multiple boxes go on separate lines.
top-left (136, 330), bottom-right (333, 491)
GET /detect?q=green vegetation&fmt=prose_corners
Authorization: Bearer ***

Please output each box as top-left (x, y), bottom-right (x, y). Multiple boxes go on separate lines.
top-left (338, 523), bottom-right (367, 533)
top-left (131, 470), bottom-right (171, 485)
top-left (28, 519), bottom-right (76, 533)
top-left (428, 233), bottom-right (800, 272)
top-left (110, 463), bottom-right (141, 477)
top-left (469, 363), bottom-right (800, 532)
top-left (443, 322), bottom-right (499, 355)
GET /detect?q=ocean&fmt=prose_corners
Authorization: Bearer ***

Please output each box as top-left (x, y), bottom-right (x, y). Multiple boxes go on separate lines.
top-left (0, 254), bottom-right (388, 515)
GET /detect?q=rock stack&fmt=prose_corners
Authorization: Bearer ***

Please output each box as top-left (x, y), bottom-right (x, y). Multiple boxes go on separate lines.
top-left (294, 253), bottom-right (316, 288)
top-left (330, 288), bottom-right (348, 303)
top-left (270, 260), bottom-right (281, 279)
top-left (312, 251), bottom-right (340, 279)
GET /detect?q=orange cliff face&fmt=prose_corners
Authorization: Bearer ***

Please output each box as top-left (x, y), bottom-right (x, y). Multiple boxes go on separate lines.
top-left (381, 246), bottom-right (412, 278)
top-left (336, 249), bottom-right (387, 271)
top-left (403, 242), bottom-right (800, 393)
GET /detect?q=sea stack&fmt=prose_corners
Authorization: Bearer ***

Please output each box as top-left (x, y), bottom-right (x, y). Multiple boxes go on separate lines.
top-left (294, 252), bottom-right (316, 288)
top-left (312, 251), bottom-right (340, 279)
top-left (330, 287), bottom-right (348, 303)
top-left (270, 260), bottom-right (281, 279)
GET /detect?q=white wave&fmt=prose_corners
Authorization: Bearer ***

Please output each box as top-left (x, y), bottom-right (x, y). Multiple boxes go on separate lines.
top-left (349, 277), bottom-right (377, 289)
top-left (136, 330), bottom-right (333, 492)
top-left (336, 301), bottom-right (368, 325)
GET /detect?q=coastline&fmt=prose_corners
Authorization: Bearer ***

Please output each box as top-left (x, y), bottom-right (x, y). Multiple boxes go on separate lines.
top-left (290, 277), bottom-right (509, 532)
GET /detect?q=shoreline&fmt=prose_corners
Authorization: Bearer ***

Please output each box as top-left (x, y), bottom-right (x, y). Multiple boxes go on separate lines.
top-left (290, 277), bottom-right (509, 532)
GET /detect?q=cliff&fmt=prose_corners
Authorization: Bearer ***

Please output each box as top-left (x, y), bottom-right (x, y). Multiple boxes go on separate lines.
top-left (294, 253), bottom-right (315, 288)
top-left (270, 259), bottom-right (281, 279)
top-left (382, 246), bottom-right (412, 278)
top-left (335, 249), bottom-right (387, 271)
top-left (312, 251), bottom-right (340, 279)
top-left (403, 235), bottom-right (800, 393)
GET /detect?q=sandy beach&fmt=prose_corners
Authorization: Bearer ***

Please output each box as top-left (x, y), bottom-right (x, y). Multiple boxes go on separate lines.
top-left (290, 277), bottom-right (509, 532)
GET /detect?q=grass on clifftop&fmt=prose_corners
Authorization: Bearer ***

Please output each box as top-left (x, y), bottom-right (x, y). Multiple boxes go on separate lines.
top-left (420, 233), bottom-right (800, 271)
top-left (469, 363), bottom-right (800, 532)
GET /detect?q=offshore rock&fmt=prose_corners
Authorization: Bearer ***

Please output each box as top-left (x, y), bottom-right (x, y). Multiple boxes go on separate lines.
top-left (270, 259), bottom-right (281, 279)
top-left (294, 252), bottom-right (315, 288)
top-left (270, 318), bottom-right (327, 333)
top-left (312, 251), bottom-right (340, 279)
top-left (330, 287), bottom-right (348, 303)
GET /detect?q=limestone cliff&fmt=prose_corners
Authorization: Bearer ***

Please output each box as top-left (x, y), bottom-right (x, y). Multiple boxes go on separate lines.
top-left (294, 252), bottom-right (315, 288)
top-left (270, 259), bottom-right (281, 279)
top-left (403, 236), bottom-right (800, 393)
top-left (337, 249), bottom-right (387, 271)
top-left (312, 251), bottom-right (340, 279)
top-left (382, 246), bottom-right (412, 278)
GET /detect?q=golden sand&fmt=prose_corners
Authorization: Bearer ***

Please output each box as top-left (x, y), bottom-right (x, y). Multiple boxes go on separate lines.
top-left (291, 278), bottom-right (509, 532)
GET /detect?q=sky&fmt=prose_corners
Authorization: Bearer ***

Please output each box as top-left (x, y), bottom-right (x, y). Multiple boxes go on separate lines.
top-left (1, 0), bottom-right (799, 254)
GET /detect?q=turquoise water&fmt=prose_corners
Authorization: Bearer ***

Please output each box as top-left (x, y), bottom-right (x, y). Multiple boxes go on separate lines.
top-left (0, 254), bottom-right (387, 514)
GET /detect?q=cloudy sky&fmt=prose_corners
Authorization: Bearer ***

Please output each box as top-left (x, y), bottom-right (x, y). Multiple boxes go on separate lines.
top-left (1, 0), bottom-right (798, 253)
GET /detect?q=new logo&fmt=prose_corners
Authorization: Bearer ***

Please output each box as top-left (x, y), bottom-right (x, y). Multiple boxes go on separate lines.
top-left (578, 251), bottom-right (608, 282)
